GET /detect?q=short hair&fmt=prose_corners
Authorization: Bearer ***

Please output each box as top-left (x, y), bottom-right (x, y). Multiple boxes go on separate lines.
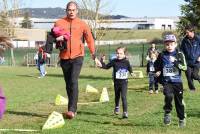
top-left (116, 46), bottom-right (127, 54)
top-left (185, 25), bottom-right (195, 32)
top-left (66, 1), bottom-right (78, 10)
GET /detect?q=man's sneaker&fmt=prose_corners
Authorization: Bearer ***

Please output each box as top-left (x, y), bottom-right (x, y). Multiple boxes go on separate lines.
top-left (149, 90), bottom-right (153, 94)
top-left (64, 111), bottom-right (75, 119)
top-left (164, 113), bottom-right (171, 125)
top-left (114, 107), bottom-right (120, 115)
top-left (179, 119), bottom-right (186, 128)
top-left (155, 90), bottom-right (159, 94)
top-left (122, 112), bottom-right (128, 118)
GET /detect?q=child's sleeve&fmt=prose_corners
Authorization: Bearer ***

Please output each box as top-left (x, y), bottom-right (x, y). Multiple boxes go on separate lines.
top-left (127, 60), bottom-right (133, 73)
top-left (154, 53), bottom-right (162, 72)
top-left (174, 52), bottom-right (187, 71)
top-left (101, 60), bottom-right (113, 69)
top-left (146, 62), bottom-right (149, 73)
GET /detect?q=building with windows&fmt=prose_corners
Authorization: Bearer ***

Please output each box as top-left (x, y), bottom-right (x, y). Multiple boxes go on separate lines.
top-left (13, 16), bottom-right (179, 30)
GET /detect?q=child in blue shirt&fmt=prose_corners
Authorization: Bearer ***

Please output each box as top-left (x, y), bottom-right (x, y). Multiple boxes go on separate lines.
top-left (155, 34), bottom-right (187, 127)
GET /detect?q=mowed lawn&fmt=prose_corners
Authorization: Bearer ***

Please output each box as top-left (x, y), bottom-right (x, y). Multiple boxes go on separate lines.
top-left (0, 66), bottom-right (200, 134)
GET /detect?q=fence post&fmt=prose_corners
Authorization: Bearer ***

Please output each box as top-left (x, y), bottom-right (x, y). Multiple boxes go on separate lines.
top-left (141, 43), bottom-right (144, 67)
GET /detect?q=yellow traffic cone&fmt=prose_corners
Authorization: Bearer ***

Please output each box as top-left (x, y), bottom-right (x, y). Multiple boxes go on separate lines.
top-left (86, 84), bottom-right (98, 93)
top-left (99, 87), bottom-right (109, 102)
top-left (42, 111), bottom-right (65, 130)
top-left (55, 94), bottom-right (68, 105)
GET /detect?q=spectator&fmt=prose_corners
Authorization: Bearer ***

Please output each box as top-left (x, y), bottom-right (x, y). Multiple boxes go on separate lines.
top-left (54, 1), bottom-right (96, 119)
top-left (180, 25), bottom-right (200, 92)
top-left (146, 43), bottom-right (159, 61)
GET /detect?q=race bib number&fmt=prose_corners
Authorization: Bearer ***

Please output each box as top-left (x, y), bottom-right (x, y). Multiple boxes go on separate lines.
top-left (163, 66), bottom-right (179, 76)
top-left (116, 69), bottom-right (128, 79)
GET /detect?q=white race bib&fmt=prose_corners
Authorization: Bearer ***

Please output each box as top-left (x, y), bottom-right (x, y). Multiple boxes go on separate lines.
top-left (116, 69), bottom-right (128, 79)
top-left (150, 66), bottom-right (155, 72)
top-left (163, 66), bottom-right (179, 76)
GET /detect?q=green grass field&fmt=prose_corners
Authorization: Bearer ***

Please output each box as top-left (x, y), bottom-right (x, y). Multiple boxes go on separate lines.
top-left (0, 66), bottom-right (200, 134)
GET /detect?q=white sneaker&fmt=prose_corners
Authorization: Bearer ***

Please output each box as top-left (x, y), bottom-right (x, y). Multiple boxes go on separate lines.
top-left (155, 90), bottom-right (159, 94)
top-left (122, 112), bottom-right (128, 118)
top-left (38, 76), bottom-right (44, 78)
top-left (149, 90), bottom-right (153, 94)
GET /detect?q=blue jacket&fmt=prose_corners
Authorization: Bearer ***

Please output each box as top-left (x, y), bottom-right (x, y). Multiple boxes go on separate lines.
top-left (155, 50), bottom-right (187, 84)
top-left (180, 35), bottom-right (200, 67)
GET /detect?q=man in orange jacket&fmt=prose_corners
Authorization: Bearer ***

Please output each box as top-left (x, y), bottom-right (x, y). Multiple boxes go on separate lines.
top-left (54, 1), bottom-right (96, 119)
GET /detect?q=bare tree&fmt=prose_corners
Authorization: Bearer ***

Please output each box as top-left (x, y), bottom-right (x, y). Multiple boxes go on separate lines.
top-left (0, 0), bottom-right (20, 66)
top-left (77, 0), bottom-right (113, 51)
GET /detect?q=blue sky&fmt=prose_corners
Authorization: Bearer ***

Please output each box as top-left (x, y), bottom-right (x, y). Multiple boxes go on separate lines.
top-left (22, 0), bottom-right (186, 17)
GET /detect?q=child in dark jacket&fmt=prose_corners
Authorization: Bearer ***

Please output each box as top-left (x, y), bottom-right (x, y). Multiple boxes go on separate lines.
top-left (146, 52), bottom-right (159, 94)
top-left (96, 47), bottom-right (134, 118)
top-left (155, 34), bottom-right (187, 127)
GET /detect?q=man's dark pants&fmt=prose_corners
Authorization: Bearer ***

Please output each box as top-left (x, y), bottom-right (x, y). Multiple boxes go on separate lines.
top-left (185, 65), bottom-right (200, 90)
top-left (60, 57), bottom-right (83, 113)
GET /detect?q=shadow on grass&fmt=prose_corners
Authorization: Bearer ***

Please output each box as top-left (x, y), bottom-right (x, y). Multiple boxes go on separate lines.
top-left (6, 110), bottom-right (48, 118)
top-left (16, 74), bottom-right (37, 78)
top-left (42, 74), bottom-right (63, 78)
top-left (128, 87), bottom-right (148, 92)
top-left (78, 111), bottom-right (156, 127)
top-left (113, 121), bottom-right (157, 127)
top-left (77, 111), bottom-right (114, 118)
top-left (79, 75), bottom-right (111, 80)
top-left (38, 74), bottom-right (111, 80)
top-left (78, 118), bottom-right (112, 125)
top-left (186, 109), bottom-right (200, 118)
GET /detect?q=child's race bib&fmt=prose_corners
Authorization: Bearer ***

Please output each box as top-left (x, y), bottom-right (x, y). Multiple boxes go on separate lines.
top-left (116, 69), bottom-right (128, 79)
top-left (150, 66), bottom-right (155, 72)
top-left (163, 66), bottom-right (179, 76)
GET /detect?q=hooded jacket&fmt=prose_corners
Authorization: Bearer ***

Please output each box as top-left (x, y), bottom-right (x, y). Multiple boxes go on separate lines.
top-left (54, 17), bottom-right (95, 60)
top-left (155, 50), bottom-right (187, 84)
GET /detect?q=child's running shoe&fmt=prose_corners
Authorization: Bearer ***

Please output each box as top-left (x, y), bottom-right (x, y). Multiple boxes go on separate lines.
top-left (122, 112), bottom-right (128, 118)
top-left (164, 113), bottom-right (171, 125)
top-left (179, 119), bottom-right (186, 128)
top-left (114, 107), bottom-right (120, 115)
top-left (149, 90), bottom-right (153, 94)
top-left (155, 90), bottom-right (159, 94)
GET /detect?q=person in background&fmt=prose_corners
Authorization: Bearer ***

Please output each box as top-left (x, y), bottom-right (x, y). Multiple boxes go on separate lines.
top-left (146, 52), bottom-right (159, 94)
top-left (155, 34), bottom-right (187, 127)
top-left (180, 25), bottom-right (200, 92)
top-left (37, 45), bottom-right (47, 78)
top-left (54, 1), bottom-right (97, 119)
top-left (96, 46), bottom-right (134, 119)
top-left (146, 43), bottom-right (159, 61)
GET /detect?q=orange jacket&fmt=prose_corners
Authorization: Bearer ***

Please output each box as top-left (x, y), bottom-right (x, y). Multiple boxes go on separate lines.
top-left (54, 17), bottom-right (95, 59)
